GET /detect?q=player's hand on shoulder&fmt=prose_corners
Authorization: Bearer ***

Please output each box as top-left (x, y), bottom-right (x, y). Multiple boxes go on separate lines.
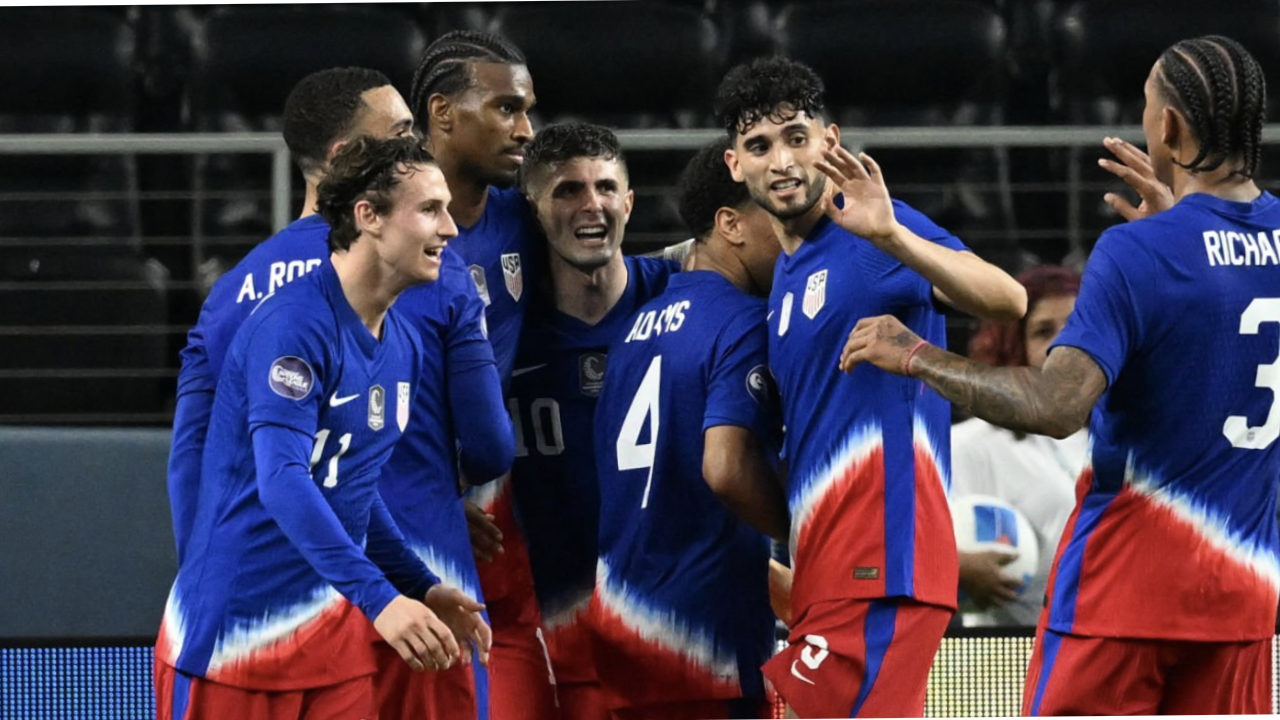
top-left (424, 583), bottom-right (492, 667)
top-left (1098, 136), bottom-right (1174, 222)
top-left (373, 594), bottom-right (461, 672)
top-left (958, 550), bottom-right (1022, 609)
top-left (464, 499), bottom-right (504, 563)
top-left (838, 315), bottom-right (922, 375)
top-left (814, 146), bottom-right (899, 244)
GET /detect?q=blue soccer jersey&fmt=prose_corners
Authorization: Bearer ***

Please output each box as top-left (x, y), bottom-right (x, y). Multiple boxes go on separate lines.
top-left (452, 186), bottom-right (544, 387)
top-left (377, 249), bottom-right (508, 719)
top-left (157, 263), bottom-right (436, 689)
top-left (507, 255), bottom-right (678, 682)
top-left (169, 215), bottom-right (329, 562)
top-left (591, 270), bottom-right (777, 706)
top-left (767, 199), bottom-right (965, 615)
top-left (1045, 192), bottom-right (1280, 641)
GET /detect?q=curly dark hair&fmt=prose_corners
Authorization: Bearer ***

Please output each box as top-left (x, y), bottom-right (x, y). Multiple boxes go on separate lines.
top-left (968, 265), bottom-right (1081, 368)
top-left (715, 56), bottom-right (827, 139)
top-left (317, 135), bottom-right (436, 253)
top-left (1156, 35), bottom-right (1267, 179)
top-left (409, 30), bottom-right (526, 129)
top-left (677, 137), bottom-right (750, 241)
top-left (520, 122), bottom-right (627, 194)
top-left (283, 67), bottom-right (392, 179)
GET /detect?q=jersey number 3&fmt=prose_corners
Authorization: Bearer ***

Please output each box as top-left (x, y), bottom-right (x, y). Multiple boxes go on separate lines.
top-left (1225, 298), bottom-right (1280, 450)
top-left (617, 355), bottom-right (662, 508)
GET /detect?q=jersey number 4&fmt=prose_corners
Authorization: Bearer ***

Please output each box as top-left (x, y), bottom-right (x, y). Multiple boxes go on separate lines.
top-left (617, 355), bottom-right (662, 508)
top-left (1225, 298), bottom-right (1280, 450)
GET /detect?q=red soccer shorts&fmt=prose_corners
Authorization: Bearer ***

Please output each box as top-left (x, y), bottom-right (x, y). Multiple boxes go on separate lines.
top-left (762, 597), bottom-right (951, 719)
top-left (155, 658), bottom-right (375, 720)
top-left (1022, 625), bottom-right (1272, 715)
top-left (373, 640), bottom-right (486, 720)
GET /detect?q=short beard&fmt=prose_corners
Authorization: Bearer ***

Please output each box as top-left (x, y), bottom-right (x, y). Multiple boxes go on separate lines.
top-left (753, 174), bottom-right (826, 220)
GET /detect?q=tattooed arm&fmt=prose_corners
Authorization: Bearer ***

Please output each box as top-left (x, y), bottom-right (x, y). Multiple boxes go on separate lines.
top-left (838, 314), bottom-right (1106, 439)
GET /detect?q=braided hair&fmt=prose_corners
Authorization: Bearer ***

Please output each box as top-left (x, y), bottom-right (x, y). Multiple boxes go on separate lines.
top-left (1155, 35), bottom-right (1267, 178)
top-left (409, 30), bottom-right (526, 128)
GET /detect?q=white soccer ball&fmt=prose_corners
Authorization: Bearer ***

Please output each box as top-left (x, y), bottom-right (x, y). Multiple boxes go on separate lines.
top-left (950, 494), bottom-right (1039, 613)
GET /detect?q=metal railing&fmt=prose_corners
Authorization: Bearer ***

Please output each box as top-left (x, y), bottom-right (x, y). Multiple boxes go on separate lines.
top-left (2, 125), bottom-right (1279, 425)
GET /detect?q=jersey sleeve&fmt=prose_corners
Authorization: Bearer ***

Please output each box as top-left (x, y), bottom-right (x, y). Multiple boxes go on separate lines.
top-left (703, 306), bottom-right (779, 448)
top-left (893, 198), bottom-right (969, 252)
top-left (241, 303), bottom-right (330, 437)
top-left (167, 390), bottom-right (214, 564)
top-left (252, 423), bottom-right (403, 622)
top-left (1049, 230), bottom-right (1144, 386)
top-left (366, 491), bottom-right (442, 599)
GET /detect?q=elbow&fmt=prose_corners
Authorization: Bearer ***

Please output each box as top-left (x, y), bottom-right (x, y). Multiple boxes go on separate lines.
top-left (986, 283), bottom-right (1027, 322)
top-left (1040, 410), bottom-right (1088, 440)
top-left (460, 428), bottom-right (515, 485)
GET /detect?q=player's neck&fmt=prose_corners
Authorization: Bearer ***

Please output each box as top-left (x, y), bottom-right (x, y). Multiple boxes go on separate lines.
top-left (548, 253), bottom-right (628, 325)
top-left (1173, 166), bottom-right (1262, 204)
top-left (429, 140), bottom-right (490, 228)
top-left (330, 248), bottom-right (407, 341)
top-left (299, 179), bottom-right (321, 220)
top-left (693, 241), bottom-right (760, 296)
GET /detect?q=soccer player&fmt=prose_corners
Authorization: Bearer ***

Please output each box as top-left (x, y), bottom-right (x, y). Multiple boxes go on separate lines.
top-left (716, 57), bottom-right (1027, 718)
top-left (155, 136), bottom-right (488, 720)
top-left (840, 35), bottom-right (1280, 715)
top-left (507, 122), bottom-right (680, 719)
top-left (409, 30), bottom-right (559, 719)
top-left (589, 139), bottom-right (790, 720)
top-left (167, 67), bottom-right (414, 564)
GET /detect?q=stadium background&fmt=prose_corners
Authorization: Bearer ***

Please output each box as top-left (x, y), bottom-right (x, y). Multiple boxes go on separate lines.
top-left (2, 1), bottom-right (1280, 716)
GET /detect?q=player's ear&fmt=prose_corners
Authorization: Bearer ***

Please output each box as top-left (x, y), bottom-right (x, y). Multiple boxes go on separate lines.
top-left (1161, 106), bottom-right (1183, 155)
top-left (715, 206), bottom-right (745, 248)
top-left (824, 123), bottom-right (841, 152)
top-left (354, 198), bottom-right (382, 237)
top-left (427, 93), bottom-right (453, 133)
top-left (622, 188), bottom-right (635, 222)
top-left (725, 147), bottom-right (744, 182)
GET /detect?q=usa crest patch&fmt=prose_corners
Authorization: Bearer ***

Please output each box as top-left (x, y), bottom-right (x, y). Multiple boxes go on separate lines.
top-left (501, 253), bottom-right (523, 302)
top-left (803, 269), bottom-right (827, 320)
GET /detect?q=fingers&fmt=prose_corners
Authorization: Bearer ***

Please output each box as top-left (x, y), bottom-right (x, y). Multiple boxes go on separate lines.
top-left (1103, 136), bottom-right (1152, 171)
top-left (1103, 192), bottom-right (1143, 222)
top-left (465, 501), bottom-right (503, 563)
top-left (993, 551), bottom-right (1019, 566)
top-left (474, 618), bottom-right (493, 666)
top-left (392, 638), bottom-right (427, 672)
top-left (425, 615), bottom-right (461, 668)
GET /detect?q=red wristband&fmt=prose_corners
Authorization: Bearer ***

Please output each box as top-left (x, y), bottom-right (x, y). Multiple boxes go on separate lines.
top-left (901, 340), bottom-right (929, 377)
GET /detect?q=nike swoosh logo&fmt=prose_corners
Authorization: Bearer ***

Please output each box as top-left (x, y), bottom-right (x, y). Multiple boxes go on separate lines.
top-left (790, 660), bottom-right (816, 686)
top-left (330, 393), bottom-right (360, 407)
top-left (511, 364), bottom-right (547, 377)
top-left (767, 311), bottom-right (774, 320)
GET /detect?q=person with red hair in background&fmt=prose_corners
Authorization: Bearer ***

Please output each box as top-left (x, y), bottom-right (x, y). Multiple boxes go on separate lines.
top-left (951, 265), bottom-right (1087, 627)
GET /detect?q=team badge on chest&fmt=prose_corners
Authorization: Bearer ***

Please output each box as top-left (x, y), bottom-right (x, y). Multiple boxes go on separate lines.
top-left (579, 352), bottom-right (607, 397)
top-left (501, 253), bottom-right (523, 301)
top-left (803, 269), bottom-right (828, 320)
top-left (397, 381), bottom-right (411, 432)
top-left (368, 385), bottom-right (385, 431)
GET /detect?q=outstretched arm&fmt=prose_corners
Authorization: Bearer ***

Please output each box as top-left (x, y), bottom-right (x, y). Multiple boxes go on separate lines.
top-left (838, 315), bottom-right (1106, 438)
top-left (813, 146), bottom-right (1026, 321)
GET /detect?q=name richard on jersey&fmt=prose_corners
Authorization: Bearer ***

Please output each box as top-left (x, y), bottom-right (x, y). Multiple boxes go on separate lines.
top-left (1203, 228), bottom-right (1280, 267)
top-left (624, 300), bottom-right (690, 343)
top-left (235, 258), bottom-right (325, 303)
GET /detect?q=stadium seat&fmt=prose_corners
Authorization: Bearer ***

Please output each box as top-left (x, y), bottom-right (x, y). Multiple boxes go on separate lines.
top-left (0, 9), bottom-right (140, 243)
top-left (775, 0), bottom-right (1025, 268)
top-left (1051, 0), bottom-right (1280, 260)
top-left (182, 5), bottom-right (428, 280)
top-left (0, 246), bottom-right (171, 423)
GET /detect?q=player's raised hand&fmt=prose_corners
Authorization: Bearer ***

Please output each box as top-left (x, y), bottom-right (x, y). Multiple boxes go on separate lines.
top-left (424, 584), bottom-right (493, 667)
top-left (839, 315), bottom-right (923, 375)
top-left (464, 499), bottom-right (504, 563)
top-left (1098, 136), bottom-right (1174, 221)
top-left (814, 146), bottom-right (898, 243)
top-left (374, 594), bottom-right (461, 673)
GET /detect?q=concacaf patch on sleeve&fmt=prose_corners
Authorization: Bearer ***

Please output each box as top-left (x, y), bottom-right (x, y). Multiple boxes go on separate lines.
top-left (268, 356), bottom-right (315, 400)
top-left (746, 364), bottom-right (770, 405)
